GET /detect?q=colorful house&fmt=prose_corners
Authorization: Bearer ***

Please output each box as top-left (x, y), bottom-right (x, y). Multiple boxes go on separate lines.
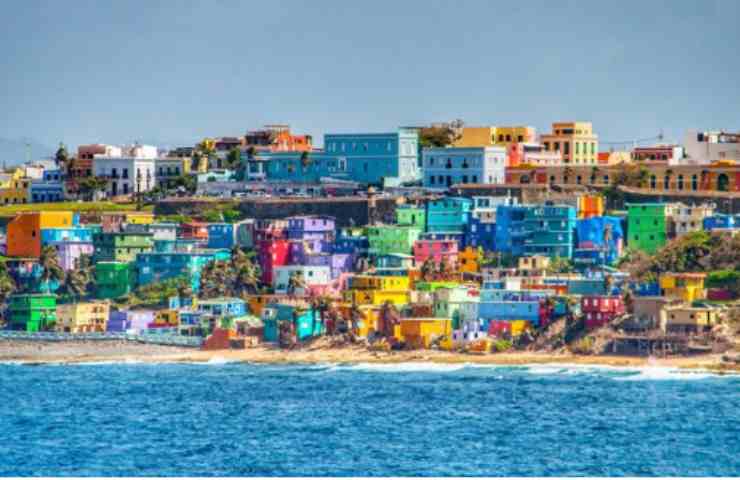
top-left (660, 305), bottom-right (722, 334)
top-left (574, 216), bottom-right (624, 267)
top-left (197, 297), bottom-right (248, 318)
top-left (433, 285), bottom-right (480, 329)
top-left (7, 293), bottom-right (57, 332)
top-left (136, 249), bottom-right (231, 293)
top-left (257, 239), bottom-right (290, 284)
top-left (581, 295), bottom-right (625, 329)
top-left (56, 302), bottom-right (110, 333)
top-left (50, 241), bottom-right (95, 271)
top-left (180, 222), bottom-right (209, 243)
top-left (426, 197), bottom-right (473, 234)
top-left (465, 218), bottom-right (496, 252)
top-left (95, 262), bottom-right (136, 299)
top-left (286, 215), bottom-right (335, 241)
top-left (659, 273), bottom-right (706, 302)
top-left (395, 205), bottom-right (426, 229)
top-left (261, 303), bottom-right (322, 342)
top-left (93, 231), bottom-right (154, 263)
top-left (206, 223), bottom-right (238, 250)
top-left (41, 227), bottom-right (93, 246)
top-left (576, 195), bottom-right (604, 219)
top-left (626, 203), bottom-right (674, 254)
top-left (672, 204), bottom-right (714, 236)
top-left (523, 204), bottom-right (577, 259)
top-left (494, 205), bottom-right (529, 256)
top-left (413, 239), bottom-right (459, 267)
top-left (272, 265), bottom-right (332, 295)
top-left (367, 225), bottom-right (421, 256)
top-left (397, 318), bottom-right (452, 348)
top-left (107, 309), bottom-right (154, 333)
top-left (6, 211), bottom-right (77, 258)
top-left (422, 146), bottom-right (507, 188)
top-left (458, 247), bottom-right (480, 274)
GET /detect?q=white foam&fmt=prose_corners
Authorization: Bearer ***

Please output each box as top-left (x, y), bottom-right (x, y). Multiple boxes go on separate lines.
top-left (205, 356), bottom-right (238, 365)
top-left (334, 362), bottom-right (469, 373)
top-left (614, 367), bottom-right (728, 381)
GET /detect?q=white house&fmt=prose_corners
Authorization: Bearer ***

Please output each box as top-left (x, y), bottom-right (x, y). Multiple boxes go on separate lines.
top-left (272, 265), bottom-right (332, 294)
top-left (423, 146), bottom-right (506, 189)
top-left (684, 130), bottom-right (740, 164)
top-left (93, 144), bottom-right (157, 197)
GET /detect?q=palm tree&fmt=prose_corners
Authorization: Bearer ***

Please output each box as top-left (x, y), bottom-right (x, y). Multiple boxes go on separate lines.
top-left (420, 258), bottom-right (436, 281)
top-left (54, 142), bottom-right (69, 170)
top-left (300, 151), bottom-right (312, 169)
top-left (39, 246), bottom-right (65, 293)
top-left (199, 260), bottom-right (232, 298)
top-left (232, 248), bottom-right (261, 296)
top-left (379, 300), bottom-right (400, 339)
top-left (0, 264), bottom-right (17, 325)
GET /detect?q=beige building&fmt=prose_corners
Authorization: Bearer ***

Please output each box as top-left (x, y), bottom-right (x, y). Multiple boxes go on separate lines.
top-left (540, 122), bottom-right (599, 165)
top-left (56, 302), bottom-right (110, 333)
top-left (659, 305), bottom-right (722, 334)
top-left (454, 126), bottom-right (536, 148)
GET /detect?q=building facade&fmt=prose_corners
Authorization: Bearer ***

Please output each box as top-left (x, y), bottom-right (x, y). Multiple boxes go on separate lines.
top-left (423, 146), bottom-right (506, 188)
top-left (540, 122), bottom-right (599, 165)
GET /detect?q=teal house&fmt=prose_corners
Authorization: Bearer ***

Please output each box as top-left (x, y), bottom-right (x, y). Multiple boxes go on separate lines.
top-left (426, 197), bottom-right (473, 234)
top-left (523, 205), bottom-right (577, 259)
top-left (261, 304), bottom-right (322, 342)
top-left (136, 249), bottom-right (231, 292)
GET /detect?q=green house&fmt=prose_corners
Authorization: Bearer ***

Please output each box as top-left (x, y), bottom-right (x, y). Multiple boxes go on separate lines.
top-left (93, 232), bottom-right (154, 263)
top-left (396, 205), bottom-right (426, 229)
top-left (95, 261), bottom-right (135, 299)
top-left (626, 203), bottom-right (673, 254)
top-left (7, 293), bottom-right (57, 332)
top-left (367, 225), bottom-right (421, 256)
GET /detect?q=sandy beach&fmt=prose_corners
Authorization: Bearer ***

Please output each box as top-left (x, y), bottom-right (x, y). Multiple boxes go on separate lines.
top-left (2, 339), bottom-right (738, 372)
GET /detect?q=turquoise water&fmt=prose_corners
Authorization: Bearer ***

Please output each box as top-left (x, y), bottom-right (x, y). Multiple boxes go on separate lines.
top-left (1, 361), bottom-right (739, 476)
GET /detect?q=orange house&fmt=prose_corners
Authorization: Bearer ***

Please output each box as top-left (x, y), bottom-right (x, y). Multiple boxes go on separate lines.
top-left (7, 211), bottom-right (76, 258)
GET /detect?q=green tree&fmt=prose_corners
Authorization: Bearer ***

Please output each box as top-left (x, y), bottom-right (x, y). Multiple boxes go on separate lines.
top-left (39, 246), bottom-right (65, 293)
top-left (59, 254), bottom-right (94, 301)
top-left (78, 176), bottom-right (109, 201)
top-left (54, 142), bottom-right (69, 170)
top-left (226, 147), bottom-right (241, 169)
top-left (547, 256), bottom-right (573, 274)
top-left (418, 121), bottom-right (464, 148)
top-left (0, 263), bottom-right (17, 322)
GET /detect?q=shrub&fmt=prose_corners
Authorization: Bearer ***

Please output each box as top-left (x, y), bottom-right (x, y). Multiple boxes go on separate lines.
top-left (493, 339), bottom-right (513, 352)
top-left (570, 336), bottom-right (595, 355)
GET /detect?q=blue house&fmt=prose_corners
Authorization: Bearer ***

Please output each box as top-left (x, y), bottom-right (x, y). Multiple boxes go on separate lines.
top-left (574, 216), bottom-right (624, 266)
top-left (523, 205), bottom-right (577, 259)
top-left (207, 223), bottom-right (237, 250)
top-left (494, 205), bottom-right (530, 256)
top-left (465, 218), bottom-right (496, 252)
top-left (262, 152), bottom-right (345, 183)
top-left (196, 297), bottom-right (247, 317)
top-left (29, 169), bottom-right (64, 203)
top-left (41, 227), bottom-right (93, 246)
top-left (703, 215), bottom-right (740, 231)
top-left (324, 129), bottom-right (420, 185)
top-left (425, 197), bottom-right (473, 234)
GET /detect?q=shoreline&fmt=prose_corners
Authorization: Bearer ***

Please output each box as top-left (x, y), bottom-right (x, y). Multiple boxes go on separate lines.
top-left (2, 340), bottom-right (739, 373)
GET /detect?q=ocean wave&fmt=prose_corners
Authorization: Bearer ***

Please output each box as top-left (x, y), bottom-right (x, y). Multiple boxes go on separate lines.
top-left (613, 367), bottom-right (732, 381)
top-left (331, 362), bottom-right (470, 373)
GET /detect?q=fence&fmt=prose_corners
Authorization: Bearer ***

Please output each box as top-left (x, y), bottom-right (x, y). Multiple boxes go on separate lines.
top-left (0, 331), bottom-right (203, 348)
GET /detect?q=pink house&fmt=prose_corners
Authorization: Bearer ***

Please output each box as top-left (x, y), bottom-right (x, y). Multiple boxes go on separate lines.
top-left (413, 239), bottom-right (459, 267)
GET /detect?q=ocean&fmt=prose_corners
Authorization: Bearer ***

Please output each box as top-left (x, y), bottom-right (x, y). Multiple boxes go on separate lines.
top-left (1, 361), bottom-right (739, 476)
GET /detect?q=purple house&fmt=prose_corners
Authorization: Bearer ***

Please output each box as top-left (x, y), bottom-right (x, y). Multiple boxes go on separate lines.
top-left (288, 239), bottom-right (333, 264)
top-left (107, 310), bottom-right (155, 333)
top-left (331, 253), bottom-right (353, 279)
top-left (51, 241), bottom-right (95, 271)
top-left (286, 215), bottom-right (335, 242)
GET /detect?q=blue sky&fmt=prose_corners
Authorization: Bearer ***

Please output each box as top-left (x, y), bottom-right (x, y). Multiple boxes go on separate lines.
top-left (1, 0), bottom-right (738, 159)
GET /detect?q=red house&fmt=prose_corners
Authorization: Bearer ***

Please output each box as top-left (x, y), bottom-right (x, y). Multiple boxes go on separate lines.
top-left (181, 222), bottom-right (209, 242)
top-left (581, 295), bottom-right (625, 329)
top-left (257, 239), bottom-right (289, 284)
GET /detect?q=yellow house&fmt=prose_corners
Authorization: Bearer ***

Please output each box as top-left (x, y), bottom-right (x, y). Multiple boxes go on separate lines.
top-left (540, 121), bottom-right (599, 165)
top-left (154, 309), bottom-right (179, 326)
top-left (125, 212), bottom-right (155, 225)
top-left (659, 273), bottom-right (706, 302)
top-left (349, 275), bottom-right (410, 292)
top-left (56, 302), bottom-right (110, 333)
top-left (0, 175), bottom-right (31, 205)
top-left (342, 289), bottom-right (408, 306)
top-left (397, 318), bottom-right (452, 348)
top-left (660, 305), bottom-right (721, 334)
top-left (458, 247), bottom-right (479, 274)
top-left (454, 126), bottom-right (536, 148)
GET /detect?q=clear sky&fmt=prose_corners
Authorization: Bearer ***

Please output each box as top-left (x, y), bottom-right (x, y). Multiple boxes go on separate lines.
top-left (1, 0), bottom-right (738, 155)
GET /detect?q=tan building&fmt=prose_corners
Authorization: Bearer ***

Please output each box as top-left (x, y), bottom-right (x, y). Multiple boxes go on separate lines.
top-left (56, 302), bottom-right (110, 333)
top-left (518, 255), bottom-right (550, 271)
top-left (659, 305), bottom-right (722, 334)
top-left (454, 126), bottom-right (536, 148)
top-left (540, 122), bottom-right (599, 165)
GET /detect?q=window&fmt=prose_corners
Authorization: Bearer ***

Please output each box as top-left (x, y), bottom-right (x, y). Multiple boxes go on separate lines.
top-left (664, 175), bottom-right (670, 189)
top-left (544, 142), bottom-right (550, 150)
top-left (564, 143), bottom-right (570, 155)
top-left (575, 142), bottom-right (580, 154)
top-left (591, 143), bottom-right (596, 155)
top-left (554, 142), bottom-right (560, 151)
top-left (122, 168), bottom-right (129, 179)
top-left (678, 175), bottom-right (684, 190)
top-left (472, 175), bottom-right (478, 182)
top-left (650, 175), bottom-right (656, 189)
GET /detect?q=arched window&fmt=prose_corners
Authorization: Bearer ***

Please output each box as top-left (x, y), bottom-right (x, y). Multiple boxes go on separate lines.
top-left (691, 174), bottom-right (698, 191)
top-left (664, 175), bottom-right (670, 189)
top-left (650, 175), bottom-right (656, 189)
top-left (677, 174), bottom-right (684, 190)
